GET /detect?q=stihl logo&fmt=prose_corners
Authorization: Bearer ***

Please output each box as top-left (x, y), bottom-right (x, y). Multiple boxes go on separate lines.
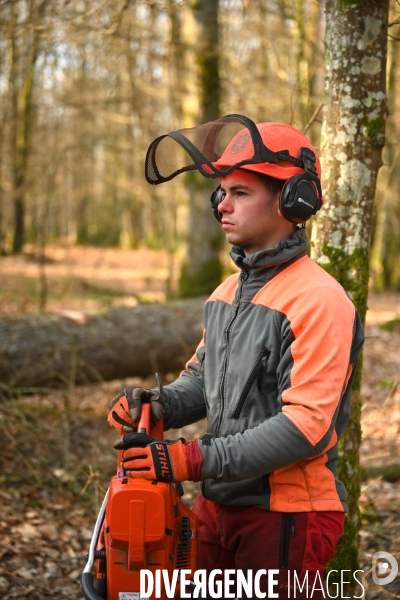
top-left (155, 443), bottom-right (171, 478)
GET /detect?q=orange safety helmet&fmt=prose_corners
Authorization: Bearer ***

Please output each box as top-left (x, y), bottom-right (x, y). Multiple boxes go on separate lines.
top-left (213, 121), bottom-right (321, 181)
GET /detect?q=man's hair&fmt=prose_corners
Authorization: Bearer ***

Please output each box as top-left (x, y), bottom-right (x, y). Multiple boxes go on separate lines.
top-left (255, 172), bottom-right (286, 197)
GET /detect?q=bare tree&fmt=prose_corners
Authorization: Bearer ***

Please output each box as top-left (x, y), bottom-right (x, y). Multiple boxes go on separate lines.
top-left (178, 0), bottom-right (224, 298)
top-left (8, 0), bottom-right (47, 253)
top-left (371, 7), bottom-right (400, 290)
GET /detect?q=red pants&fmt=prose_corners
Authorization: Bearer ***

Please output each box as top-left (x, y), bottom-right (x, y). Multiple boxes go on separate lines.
top-left (191, 496), bottom-right (344, 600)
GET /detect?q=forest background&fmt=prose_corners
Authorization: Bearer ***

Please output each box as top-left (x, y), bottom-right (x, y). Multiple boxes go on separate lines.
top-left (0, 0), bottom-right (400, 599)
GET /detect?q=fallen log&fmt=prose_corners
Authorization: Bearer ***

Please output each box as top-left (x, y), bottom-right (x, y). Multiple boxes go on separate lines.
top-left (361, 463), bottom-right (400, 483)
top-left (0, 298), bottom-right (205, 394)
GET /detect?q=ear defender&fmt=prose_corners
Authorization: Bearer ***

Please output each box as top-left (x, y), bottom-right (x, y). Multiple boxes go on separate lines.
top-left (210, 185), bottom-right (225, 222)
top-left (279, 172), bottom-right (322, 224)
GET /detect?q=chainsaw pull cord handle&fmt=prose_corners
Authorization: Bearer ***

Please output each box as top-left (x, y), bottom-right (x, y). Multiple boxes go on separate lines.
top-left (138, 401), bottom-right (151, 433)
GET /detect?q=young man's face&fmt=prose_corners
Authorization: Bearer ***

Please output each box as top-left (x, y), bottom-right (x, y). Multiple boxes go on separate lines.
top-left (218, 169), bottom-right (293, 256)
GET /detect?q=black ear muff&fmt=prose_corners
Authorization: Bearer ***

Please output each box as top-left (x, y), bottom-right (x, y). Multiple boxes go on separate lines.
top-left (279, 173), bottom-right (322, 224)
top-left (210, 185), bottom-right (225, 222)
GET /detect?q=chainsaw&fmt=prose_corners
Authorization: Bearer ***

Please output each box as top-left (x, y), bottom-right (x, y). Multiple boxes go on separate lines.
top-left (81, 402), bottom-right (198, 600)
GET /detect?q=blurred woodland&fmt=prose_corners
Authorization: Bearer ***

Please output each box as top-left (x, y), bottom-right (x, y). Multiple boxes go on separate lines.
top-left (1, 1), bottom-right (400, 599)
top-left (0, 0), bottom-right (399, 290)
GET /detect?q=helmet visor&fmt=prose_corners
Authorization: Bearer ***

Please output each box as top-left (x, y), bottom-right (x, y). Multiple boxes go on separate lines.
top-left (145, 114), bottom-right (292, 185)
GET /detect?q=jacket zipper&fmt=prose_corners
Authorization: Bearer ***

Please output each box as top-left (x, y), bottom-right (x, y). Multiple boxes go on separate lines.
top-left (217, 267), bottom-right (248, 434)
top-left (279, 513), bottom-right (294, 569)
top-left (232, 350), bottom-right (270, 419)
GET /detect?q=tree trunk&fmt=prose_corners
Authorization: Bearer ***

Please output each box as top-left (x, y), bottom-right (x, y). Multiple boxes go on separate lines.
top-left (311, 0), bottom-right (389, 590)
top-left (0, 299), bottom-right (204, 396)
top-left (178, 0), bottom-right (224, 298)
top-left (371, 20), bottom-right (400, 290)
top-left (11, 1), bottom-right (46, 254)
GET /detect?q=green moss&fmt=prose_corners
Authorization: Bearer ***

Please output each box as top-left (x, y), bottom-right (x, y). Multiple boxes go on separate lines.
top-left (362, 116), bottom-right (386, 148)
top-left (380, 377), bottom-right (397, 389)
top-left (325, 390), bottom-right (362, 594)
top-left (338, 0), bottom-right (366, 8)
top-left (380, 318), bottom-right (400, 333)
top-left (319, 242), bottom-right (369, 323)
top-left (360, 501), bottom-right (383, 525)
top-left (178, 256), bottom-right (222, 298)
top-left (319, 242), bottom-right (369, 593)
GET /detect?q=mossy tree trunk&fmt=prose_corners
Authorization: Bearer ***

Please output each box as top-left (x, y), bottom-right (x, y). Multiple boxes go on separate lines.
top-left (178, 0), bottom-right (224, 298)
top-left (311, 0), bottom-right (389, 590)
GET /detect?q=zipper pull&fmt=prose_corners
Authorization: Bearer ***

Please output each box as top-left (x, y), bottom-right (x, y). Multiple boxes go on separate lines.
top-left (257, 354), bottom-right (268, 393)
top-left (240, 267), bottom-right (249, 283)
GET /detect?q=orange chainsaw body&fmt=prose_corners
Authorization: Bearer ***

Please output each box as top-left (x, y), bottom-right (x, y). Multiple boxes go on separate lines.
top-left (91, 405), bottom-right (198, 600)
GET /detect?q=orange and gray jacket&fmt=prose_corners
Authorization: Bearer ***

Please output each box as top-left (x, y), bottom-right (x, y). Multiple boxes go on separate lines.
top-left (161, 229), bottom-right (364, 513)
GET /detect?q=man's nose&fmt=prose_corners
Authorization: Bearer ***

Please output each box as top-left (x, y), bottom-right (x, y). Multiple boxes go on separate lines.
top-left (218, 193), bottom-right (232, 213)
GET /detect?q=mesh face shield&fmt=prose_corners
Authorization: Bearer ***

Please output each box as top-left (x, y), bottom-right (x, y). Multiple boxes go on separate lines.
top-left (145, 114), bottom-right (314, 185)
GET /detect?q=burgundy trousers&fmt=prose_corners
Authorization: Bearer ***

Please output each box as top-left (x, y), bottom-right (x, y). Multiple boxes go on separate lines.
top-left (191, 495), bottom-right (345, 600)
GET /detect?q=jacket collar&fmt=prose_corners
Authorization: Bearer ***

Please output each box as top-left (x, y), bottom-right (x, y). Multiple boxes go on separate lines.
top-left (230, 228), bottom-right (309, 281)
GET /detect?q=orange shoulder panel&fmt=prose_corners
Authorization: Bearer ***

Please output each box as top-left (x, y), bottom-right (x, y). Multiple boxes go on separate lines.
top-left (252, 256), bottom-right (356, 447)
top-left (206, 273), bottom-right (239, 305)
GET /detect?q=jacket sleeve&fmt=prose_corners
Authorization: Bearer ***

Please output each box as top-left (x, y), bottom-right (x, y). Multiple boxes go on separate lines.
top-left (198, 289), bottom-right (365, 483)
top-left (158, 330), bottom-right (207, 431)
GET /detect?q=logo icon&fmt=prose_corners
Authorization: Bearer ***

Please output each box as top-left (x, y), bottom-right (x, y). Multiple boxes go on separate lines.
top-left (230, 134), bottom-right (250, 154)
top-left (372, 551), bottom-right (398, 585)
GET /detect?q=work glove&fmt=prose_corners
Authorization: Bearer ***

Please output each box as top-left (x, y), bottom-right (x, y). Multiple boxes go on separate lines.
top-left (107, 387), bottom-right (164, 432)
top-left (114, 433), bottom-right (190, 482)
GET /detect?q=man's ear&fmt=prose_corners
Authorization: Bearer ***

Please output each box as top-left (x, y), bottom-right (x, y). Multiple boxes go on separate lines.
top-left (276, 193), bottom-right (283, 218)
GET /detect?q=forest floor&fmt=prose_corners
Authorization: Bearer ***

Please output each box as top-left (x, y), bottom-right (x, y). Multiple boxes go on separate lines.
top-left (0, 244), bottom-right (400, 599)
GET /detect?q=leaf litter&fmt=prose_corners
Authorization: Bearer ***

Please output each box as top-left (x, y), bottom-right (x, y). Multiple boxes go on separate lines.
top-left (0, 249), bottom-right (399, 598)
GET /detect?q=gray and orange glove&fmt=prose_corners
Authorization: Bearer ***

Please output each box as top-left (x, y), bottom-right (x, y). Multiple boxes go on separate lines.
top-left (114, 433), bottom-right (203, 483)
top-left (107, 387), bottom-right (164, 432)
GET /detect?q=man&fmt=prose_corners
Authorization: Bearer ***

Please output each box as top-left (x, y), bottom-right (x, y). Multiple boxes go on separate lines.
top-left (108, 116), bottom-right (364, 599)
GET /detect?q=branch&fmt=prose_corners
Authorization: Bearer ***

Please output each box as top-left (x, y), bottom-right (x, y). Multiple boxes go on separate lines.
top-left (302, 102), bottom-right (324, 135)
top-left (103, 0), bottom-right (130, 35)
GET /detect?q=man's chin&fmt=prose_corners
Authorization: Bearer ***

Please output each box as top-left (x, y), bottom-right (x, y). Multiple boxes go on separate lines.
top-left (224, 232), bottom-right (239, 245)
